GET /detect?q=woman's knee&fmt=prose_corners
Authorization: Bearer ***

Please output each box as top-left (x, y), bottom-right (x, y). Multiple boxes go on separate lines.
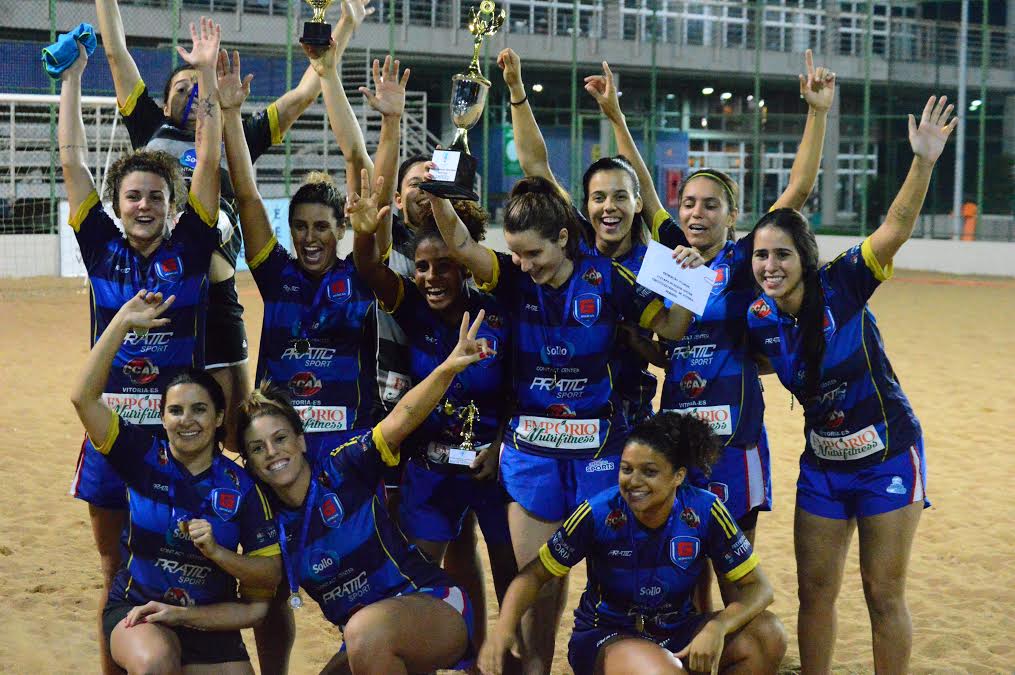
top-left (115, 638), bottom-right (180, 675)
top-left (861, 572), bottom-right (908, 619)
top-left (342, 604), bottom-right (398, 657)
top-left (726, 611), bottom-right (787, 672)
top-left (601, 638), bottom-right (683, 675)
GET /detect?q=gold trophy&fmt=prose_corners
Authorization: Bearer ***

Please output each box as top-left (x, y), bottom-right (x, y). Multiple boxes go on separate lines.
top-left (442, 400), bottom-right (480, 467)
top-left (419, 0), bottom-right (505, 201)
top-left (300, 0), bottom-right (334, 47)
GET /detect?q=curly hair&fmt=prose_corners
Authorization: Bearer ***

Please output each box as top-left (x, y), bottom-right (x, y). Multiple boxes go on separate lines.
top-left (289, 171), bottom-right (345, 229)
top-left (234, 382), bottom-right (305, 459)
top-left (679, 168), bottom-right (740, 241)
top-left (410, 199), bottom-right (489, 251)
top-left (503, 176), bottom-right (581, 259)
top-left (626, 411), bottom-right (721, 476)
top-left (158, 369), bottom-right (227, 449)
top-left (103, 149), bottom-right (183, 218)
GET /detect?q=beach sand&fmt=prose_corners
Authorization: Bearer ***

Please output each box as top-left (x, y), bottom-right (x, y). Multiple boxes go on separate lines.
top-left (1, 270), bottom-right (1012, 673)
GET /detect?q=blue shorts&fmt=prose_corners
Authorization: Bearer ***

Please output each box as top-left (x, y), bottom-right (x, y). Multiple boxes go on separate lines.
top-left (399, 459), bottom-right (511, 545)
top-left (797, 440), bottom-right (929, 520)
top-left (500, 440), bottom-right (623, 522)
top-left (568, 615), bottom-right (707, 675)
top-left (70, 434), bottom-right (127, 510)
top-left (688, 430), bottom-right (772, 525)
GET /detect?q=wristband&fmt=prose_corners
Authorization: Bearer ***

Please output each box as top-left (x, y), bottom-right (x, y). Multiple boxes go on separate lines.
top-left (510, 95), bottom-right (528, 107)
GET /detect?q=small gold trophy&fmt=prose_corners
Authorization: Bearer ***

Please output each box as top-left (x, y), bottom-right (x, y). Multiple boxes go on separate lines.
top-left (419, 1), bottom-right (505, 201)
top-left (300, 0), bottom-right (334, 47)
top-left (445, 400), bottom-right (480, 467)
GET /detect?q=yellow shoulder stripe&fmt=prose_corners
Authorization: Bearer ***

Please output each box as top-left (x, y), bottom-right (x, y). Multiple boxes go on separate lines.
top-left (711, 501), bottom-right (738, 539)
top-left (69, 191), bottom-right (100, 232)
top-left (539, 543), bottom-right (571, 577)
top-left (639, 298), bottom-right (664, 331)
top-left (379, 276), bottom-right (405, 314)
top-left (563, 501), bottom-right (592, 535)
top-left (247, 235), bottom-right (278, 270)
top-left (267, 103), bottom-right (283, 146)
top-left (247, 543), bottom-right (282, 558)
top-left (724, 552), bottom-right (759, 582)
top-left (254, 484), bottom-right (273, 519)
top-left (118, 79), bottom-right (146, 117)
top-left (91, 409), bottom-right (121, 455)
top-left (373, 425), bottom-right (400, 467)
top-left (861, 237), bottom-right (894, 282)
top-left (475, 248), bottom-right (501, 293)
top-left (187, 191), bottom-right (217, 228)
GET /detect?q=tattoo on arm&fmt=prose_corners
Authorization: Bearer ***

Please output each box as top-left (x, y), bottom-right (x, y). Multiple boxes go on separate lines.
top-left (456, 230), bottom-right (469, 249)
top-left (887, 202), bottom-right (914, 224)
top-left (197, 96), bottom-right (217, 119)
top-left (60, 144), bottom-right (88, 151)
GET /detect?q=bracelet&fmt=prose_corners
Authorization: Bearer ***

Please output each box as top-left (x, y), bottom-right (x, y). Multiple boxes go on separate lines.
top-left (510, 95), bottom-right (528, 107)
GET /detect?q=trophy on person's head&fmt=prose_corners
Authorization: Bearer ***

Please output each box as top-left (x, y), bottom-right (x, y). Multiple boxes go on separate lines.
top-left (419, 1), bottom-right (505, 201)
top-left (300, 0), bottom-right (334, 47)
top-left (443, 400), bottom-right (480, 467)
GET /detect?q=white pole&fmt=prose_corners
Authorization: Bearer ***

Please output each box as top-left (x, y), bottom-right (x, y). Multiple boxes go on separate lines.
top-left (953, 0), bottom-right (969, 239)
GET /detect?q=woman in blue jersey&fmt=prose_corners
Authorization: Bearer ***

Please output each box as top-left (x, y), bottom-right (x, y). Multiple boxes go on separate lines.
top-left (59, 22), bottom-right (224, 673)
top-left (235, 311), bottom-right (491, 674)
top-left (71, 290), bottom-right (281, 674)
top-left (220, 46), bottom-right (408, 460)
top-left (479, 412), bottom-right (786, 675)
top-left (347, 173), bottom-right (518, 650)
top-left (427, 173), bottom-right (702, 671)
top-left (747, 96), bottom-right (955, 673)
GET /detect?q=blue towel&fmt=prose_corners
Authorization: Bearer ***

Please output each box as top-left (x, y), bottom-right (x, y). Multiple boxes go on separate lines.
top-left (42, 23), bottom-right (98, 79)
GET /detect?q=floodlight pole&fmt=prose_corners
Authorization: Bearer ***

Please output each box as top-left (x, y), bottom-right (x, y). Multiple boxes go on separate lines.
top-left (953, 0), bottom-right (969, 239)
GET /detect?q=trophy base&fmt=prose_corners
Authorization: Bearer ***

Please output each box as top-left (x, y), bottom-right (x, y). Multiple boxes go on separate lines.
top-left (419, 149), bottom-right (479, 202)
top-left (299, 21), bottom-right (333, 47)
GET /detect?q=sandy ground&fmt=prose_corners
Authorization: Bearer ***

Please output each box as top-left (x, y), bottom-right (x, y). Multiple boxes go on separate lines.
top-left (1, 270), bottom-right (1013, 674)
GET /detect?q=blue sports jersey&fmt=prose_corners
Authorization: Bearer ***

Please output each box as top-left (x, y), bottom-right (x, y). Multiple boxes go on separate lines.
top-left (72, 191), bottom-right (219, 426)
top-left (654, 213), bottom-right (765, 448)
top-left (248, 239), bottom-right (378, 435)
top-left (539, 483), bottom-right (757, 635)
top-left (479, 251), bottom-right (663, 459)
top-left (91, 411), bottom-right (280, 607)
top-left (746, 237), bottom-right (922, 467)
top-left (271, 426), bottom-right (449, 627)
top-left (384, 278), bottom-right (510, 470)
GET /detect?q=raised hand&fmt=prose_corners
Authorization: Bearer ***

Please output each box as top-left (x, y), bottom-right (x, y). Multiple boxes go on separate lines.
top-left (584, 61), bottom-right (622, 122)
top-left (496, 48), bottom-right (524, 94)
top-left (908, 95), bottom-right (957, 165)
top-left (176, 16), bottom-right (222, 71)
top-left (799, 48), bottom-right (836, 112)
top-left (341, 0), bottom-right (375, 28)
top-left (303, 38), bottom-right (338, 77)
top-left (116, 290), bottom-right (175, 334)
top-left (346, 168), bottom-right (391, 236)
top-left (445, 310), bottom-right (488, 373)
top-left (217, 50), bottom-right (252, 111)
top-left (360, 55), bottom-right (410, 118)
top-left (62, 41), bottom-right (89, 81)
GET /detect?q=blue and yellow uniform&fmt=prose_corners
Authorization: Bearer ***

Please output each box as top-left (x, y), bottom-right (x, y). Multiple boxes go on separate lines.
top-left (746, 237), bottom-right (926, 519)
top-left (92, 411), bottom-right (279, 663)
top-left (247, 240), bottom-right (378, 459)
top-left (655, 210), bottom-right (772, 526)
top-left (479, 251), bottom-right (663, 521)
top-left (272, 426), bottom-right (474, 656)
top-left (69, 191), bottom-right (220, 509)
top-left (539, 483), bottom-right (757, 675)
top-left (381, 277), bottom-right (511, 544)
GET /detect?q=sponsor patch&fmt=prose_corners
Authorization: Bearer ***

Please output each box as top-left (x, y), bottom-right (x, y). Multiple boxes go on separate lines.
top-left (289, 371), bottom-right (323, 398)
top-left (749, 298), bottom-right (771, 319)
top-left (605, 508), bottom-right (627, 530)
top-left (123, 357), bottom-right (160, 386)
top-left (319, 493), bottom-right (344, 527)
top-left (179, 148), bottom-right (198, 170)
top-left (886, 476), bottom-right (907, 495)
top-left (545, 403), bottom-right (577, 418)
top-left (585, 458), bottom-right (615, 473)
top-left (669, 536), bottom-right (700, 569)
top-left (541, 340), bottom-right (575, 367)
top-left (210, 488), bottom-right (241, 520)
top-left (668, 405), bottom-right (732, 436)
top-left (809, 424), bottom-right (885, 461)
top-left (679, 371), bottom-right (707, 398)
top-left (515, 416), bottom-right (600, 450)
top-left (680, 506), bottom-right (700, 528)
top-left (163, 587), bottom-right (194, 607)
top-left (581, 267), bottom-right (603, 286)
top-left (573, 293), bottom-right (601, 327)
top-left (307, 548), bottom-right (340, 581)
top-left (296, 405), bottom-right (348, 432)
top-left (101, 392), bottom-right (163, 426)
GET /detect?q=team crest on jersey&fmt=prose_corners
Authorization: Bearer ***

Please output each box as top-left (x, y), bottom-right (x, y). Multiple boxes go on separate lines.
top-left (581, 267), bottom-right (603, 286)
top-left (680, 506), bottom-right (700, 529)
top-left (211, 488), bottom-right (241, 520)
top-left (573, 293), bottom-right (601, 327)
top-left (485, 313), bottom-right (503, 329)
top-left (319, 493), bottom-right (344, 527)
top-left (605, 508), bottom-right (627, 530)
top-left (669, 536), bottom-right (700, 569)
top-left (155, 256), bottom-right (184, 282)
top-left (749, 298), bottom-right (771, 319)
top-left (707, 482), bottom-right (729, 503)
top-left (680, 371), bottom-right (707, 398)
top-left (179, 148), bottom-right (198, 171)
top-left (711, 264), bottom-right (729, 295)
top-left (326, 277), bottom-right (351, 303)
top-left (164, 587), bottom-right (194, 607)
top-left (822, 307), bottom-right (836, 337)
top-left (124, 357), bottom-right (160, 385)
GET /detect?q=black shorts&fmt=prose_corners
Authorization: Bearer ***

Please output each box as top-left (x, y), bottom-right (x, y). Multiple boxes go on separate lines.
top-left (737, 506), bottom-right (761, 532)
top-left (206, 276), bottom-right (248, 369)
top-left (102, 599), bottom-right (249, 666)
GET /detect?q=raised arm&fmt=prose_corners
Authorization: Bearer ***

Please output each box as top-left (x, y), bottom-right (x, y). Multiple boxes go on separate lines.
top-left (497, 48), bottom-right (564, 192)
top-left (348, 169), bottom-right (401, 309)
top-left (425, 189), bottom-right (496, 285)
top-left (584, 61), bottom-right (664, 223)
top-left (308, 40), bottom-right (372, 197)
top-left (359, 55), bottom-right (410, 256)
top-left (70, 291), bottom-right (175, 446)
top-left (58, 44), bottom-right (96, 215)
top-left (94, 0), bottom-right (143, 108)
top-left (868, 95), bottom-right (955, 267)
top-left (219, 50), bottom-right (274, 260)
top-left (377, 311), bottom-right (490, 450)
top-left (177, 17), bottom-right (222, 215)
top-left (272, 0), bottom-right (375, 136)
top-left (770, 49), bottom-right (836, 211)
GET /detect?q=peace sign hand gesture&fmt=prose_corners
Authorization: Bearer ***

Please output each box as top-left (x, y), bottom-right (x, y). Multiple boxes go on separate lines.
top-left (799, 49), bottom-right (836, 113)
top-left (909, 95), bottom-right (957, 166)
top-left (444, 310), bottom-right (491, 373)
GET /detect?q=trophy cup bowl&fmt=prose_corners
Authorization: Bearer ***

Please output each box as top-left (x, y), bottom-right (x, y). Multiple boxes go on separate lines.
top-left (300, 0), bottom-right (334, 47)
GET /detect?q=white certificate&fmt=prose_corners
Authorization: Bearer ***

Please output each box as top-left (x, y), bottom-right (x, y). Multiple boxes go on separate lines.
top-left (636, 240), bottom-right (717, 315)
top-left (431, 150), bottom-right (461, 182)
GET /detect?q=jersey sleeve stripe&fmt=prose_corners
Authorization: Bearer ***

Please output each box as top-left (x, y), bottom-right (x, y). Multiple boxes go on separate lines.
top-left (247, 235), bottom-right (278, 270)
top-left (613, 261), bottom-right (636, 285)
top-left (723, 552), bottom-right (759, 582)
top-left (562, 501), bottom-right (592, 535)
top-left (254, 484), bottom-right (274, 519)
top-left (475, 248), bottom-right (501, 293)
top-left (187, 191), bottom-right (217, 228)
top-left (379, 276), bottom-right (405, 314)
top-left (118, 79), bottom-right (146, 117)
top-left (538, 543), bottom-right (571, 577)
top-left (246, 543), bottom-right (282, 558)
top-left (639, 298), bottom-right (664, 331)
top-left (91, 409), bottom-right (121, 455)
top-left (372, 425), bottom-right (400, 467)
top-left (651, 207), bottom-right (670, 236)
top-left (267, 103), bottom-right (283, 146)
top-left (69, 191), bottom-right (100, 232)
top-left (379, 241), bottom-right (393, 263)
top-left (240, 584), bottom-right (276, 600)
top-left (860, 237), bottom-right (894, 281)
top-left (710, 501), bottom-right (738, 539)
